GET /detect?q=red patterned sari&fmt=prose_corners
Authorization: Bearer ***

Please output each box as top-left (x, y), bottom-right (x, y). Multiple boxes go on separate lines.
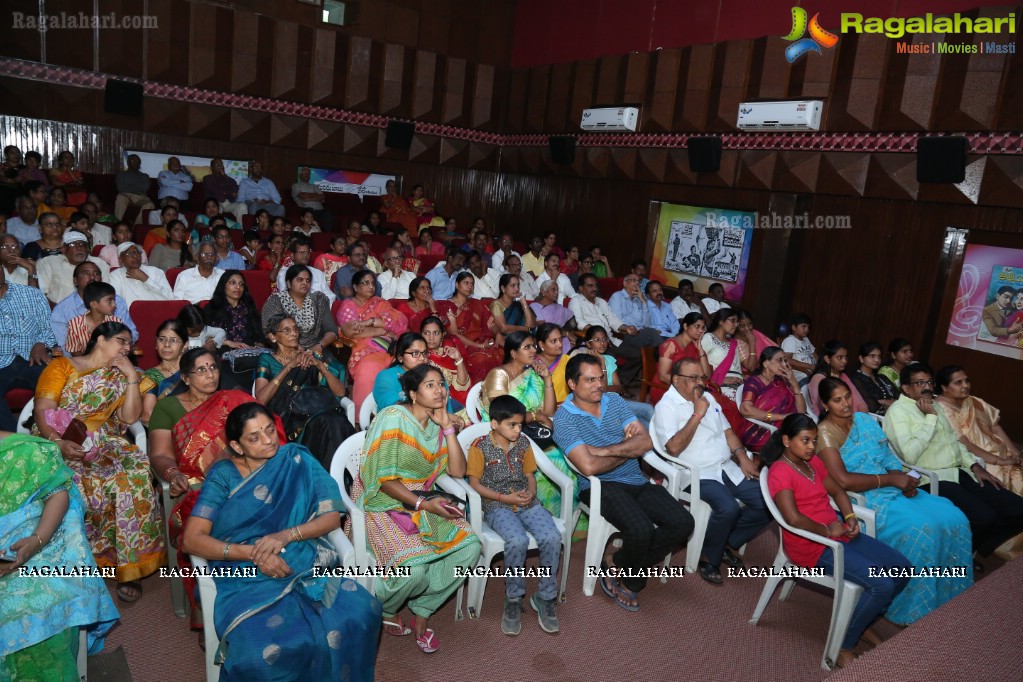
top-left (450, 298), bottom-right (503, 383)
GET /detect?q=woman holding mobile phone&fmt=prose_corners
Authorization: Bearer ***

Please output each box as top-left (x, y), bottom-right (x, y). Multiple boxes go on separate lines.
top-left (358, 365), bottom-right (480, 653)
top-left (813, 377), bottom-right (972, 626)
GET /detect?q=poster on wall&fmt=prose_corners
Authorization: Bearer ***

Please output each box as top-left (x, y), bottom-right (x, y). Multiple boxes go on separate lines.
top-left (649, 203), bottom-right (755, 300)
top-left (301, 168), bottom-right (395, 196)
top-left (123, 151), bottom-right (249, 182)
top-left (946, 243), bottom-right (1023, 360)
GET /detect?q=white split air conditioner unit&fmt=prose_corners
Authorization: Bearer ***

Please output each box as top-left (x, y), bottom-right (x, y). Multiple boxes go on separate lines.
top-left (736, 100), bottom-right (823, 131)
top-left (580, 107), bottom-right (639, 132)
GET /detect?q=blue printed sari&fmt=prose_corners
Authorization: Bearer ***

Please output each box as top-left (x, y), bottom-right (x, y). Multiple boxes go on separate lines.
top-left (837, 413), bottom-right (973, 624)
top-left (191, 443), bottom-right (381, 682)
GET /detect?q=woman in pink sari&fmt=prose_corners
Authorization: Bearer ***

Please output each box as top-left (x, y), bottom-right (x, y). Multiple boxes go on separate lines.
top-left (446, 272), bottom-right (502, 383)
top-left (735, 310), bottom-right (776, 373)
top-left (701, 309), bottom-right (757, 401)
top-left (336, 269), bottom-right (409, 415)
top-left (740, 346), bottom-right (808, 451)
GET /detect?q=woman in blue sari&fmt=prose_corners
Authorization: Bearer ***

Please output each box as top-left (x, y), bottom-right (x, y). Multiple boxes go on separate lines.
top-left (182, 403), bottom-right (381, 681)
top-left (0, 433), bottom-right (119, 680)
top-left (814, 378), bottom-right (973, 625)
top-left (142, 319), bottom-right (188, 424)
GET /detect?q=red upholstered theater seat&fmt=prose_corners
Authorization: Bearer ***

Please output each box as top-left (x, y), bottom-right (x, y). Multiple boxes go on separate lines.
top-left (91, 245), bottom-right (104, 256)
top-left (362, 195), bottom-right (382, 215)
top-left (241, 270), bottom-right (271, 308)
top-left (130, 299), bottom-right (192, 369)
top-left (6, 388), bottom-right (33, 416)
top-left (242, 215), bottom-right (256, 230)
top-left (363, 234), bottom-right (391, 255)
top-left (417, 255), bottom-right (443, 276)
top-left (311, 233), bottom-right (334, 253)
top-left (166, 268), bottom-right (184, 288)
top-left (597, 277), bottom-right (624, 297)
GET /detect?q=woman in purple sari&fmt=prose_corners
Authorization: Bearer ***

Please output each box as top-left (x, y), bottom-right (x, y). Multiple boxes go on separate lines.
top-left (529, 280), bottom-right (576, 330)
top-left (740, 346), bottom-right (808, 451)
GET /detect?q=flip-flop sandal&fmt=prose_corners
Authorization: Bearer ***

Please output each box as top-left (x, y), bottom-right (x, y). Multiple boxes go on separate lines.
top-left (598, 561), bottom-right (618, 600)
top-left (383, 616), bottom-right (413, 636)
top-left (614, 584), bottom-right (640, 612)
top-left (116, 581), bottom-right (142, 603)
top-left (415, 629), bottom-right (439, 653)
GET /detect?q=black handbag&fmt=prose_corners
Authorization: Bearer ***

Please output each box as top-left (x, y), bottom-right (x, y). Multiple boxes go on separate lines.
top-left (522, 421), bottom-right (555, 450)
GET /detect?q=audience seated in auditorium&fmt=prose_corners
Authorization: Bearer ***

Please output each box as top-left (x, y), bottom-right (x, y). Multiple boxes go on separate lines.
top-left (491, 232), bottom-right (520, 274)
top-left (734, 310), bottom-right (774, 362)
top-left (780, 313), bottom-right (817, 386)
top-left (651, 356), bottom-right (769, 585)
top-left (201, 158), bottom-right (246, 218)
top-left (408, 184), bottom-right (436, 226)
top-left (424, 246), bottom-right (466, 301)
top-left (148, 220), bottom-right (192, 271)
top-left (156, 157), bottom-right (194, 209)
top-left (71, 207), bottom-right (110, 247)
top-left (172, 242), bottom-right (223, 303)
top-left (446, 272), bottom-right (502, 383)
top-left (50, 261), bottom-right (137, 353)
top-left (608, 275), bottom-right (662, 345)
top-left (739, 347), bottom-right (808, 451)
top-left (7, 195), bottom-right (39, 246)
top-left (204, 224), bottom-right (243, 272)
top-left (0, 264), bottom-right (59, 431)
top-left (0, 145), bottom-right (24, 214)
top-left (936, 365), bottom-right (1023, 498)
top-left (530, 279), bottom-right (575, 330)
top-left (878, 337), bottom-right (913, 388)
top-left (38, 231), bottom-right (110, 305)
top-left (470, 232), bottom-right (493, 267)
top-left (420, 314), bottom-right (471, 408)
top-left (193, 198), bottom-right (240, 231)
top-left (21, 211), bottom-right (64, 263)
top-left (536, 253), bottom-right (576, 299)
top-left (555, 353), bottom-right (694, 612)
top-left (371, 248), bottom-right (411, 302)
top-left (467, 250), bottom-right (500, 299)
top-left (521, 236), bottom-right (545, 278)
top-left (702, 283), bottom-right (730, 316)
top-left (489, 273), bottom-right (536, 343)
top-left (572, 325), bottom-right (653, 426)
top-left (311, 233), bottom-right (345, 281)
top-left (203, 270), bottom-right (264, 353)
top-left (502, 254), bottom-right (538, 300)
top-left (392, 228), bottom-right (415, 258)
top-left (762, 415), bottom-right (911, 668)
top-left (139, 319), bottom-right (187, 424)
top-left (263, 264), bottom-right (337, 354)
top-left (850, 342), bottom-right (899, 415)
top-left (571, 273), bottom-right (653, 385)
top-left (333, 243), bottom-right (381, 300)
top-left (883, 363), bottom-right (1023, 560)
top-left (276, 236), bottom-right (333, 303)
top-left (48, 151), bottom-right (86, 206)
top-left (256, 233), bottom-right (290, 289)
top-left (396, 277), bottom-right (448, 332)
top-left (362, 210), bottom-right (384, 234)
top-left (44, 187), bottom-right (75, 223)
top-left (561, 244), bottom-right (581, 281)
top-left (237, 161), bottom-right (284, 217)
top-left (291, 166), bottom-right (331, 231)
top-left (650, 312), bottom-right (709, 404)
top-left (534, 323), bottom-right (569, 403)
top-left (645, 281), bottom-right (679, 339)
top-left (64, 282), bottom-right (123, 356)
top-left (293, 208), bottom-right (323, 238)
top-left (108, 242), bottom-right (173, 306)
top-left (589, 245), bottom-right (614, 278)
top-left (141, 205), bottom-right (180, 253)
top-left (379, 179), bottom-right (417, 233)
top-left (702, 309), bottom-right (757, 401)
top-left (0, 234), bottom-right (37, 287)
top-left (806, 340), bottom-right (869, 417)
top-left (539, 230), bottom-right (565, 260)
top-left (814, 377), bottom-right (973, 623)
top-left (17, 150), bottom-right (48, 188)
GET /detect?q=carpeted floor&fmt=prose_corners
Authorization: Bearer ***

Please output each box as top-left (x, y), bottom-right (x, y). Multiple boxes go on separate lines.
top-left (101, 528), bottom-right (1015, 682)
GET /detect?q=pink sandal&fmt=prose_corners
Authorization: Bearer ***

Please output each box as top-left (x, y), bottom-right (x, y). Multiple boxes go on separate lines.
top-left (410, 617), bottom-right (440, 653)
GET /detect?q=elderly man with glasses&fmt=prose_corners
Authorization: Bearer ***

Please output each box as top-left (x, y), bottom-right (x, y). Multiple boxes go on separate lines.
top-left (378, 247), bottom-right (416, 300)
top-left (651, 357), bottom-right (769, 584)
top-left (173, 242), bottom-right (224, 303)
top-left (37, 228), bottom-right (111, 304)
top-left (884, 363), bottom-right (1023, 560)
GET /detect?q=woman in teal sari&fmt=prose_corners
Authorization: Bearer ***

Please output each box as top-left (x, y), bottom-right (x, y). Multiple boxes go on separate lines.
top-left (480, 331), bottom-right (579, 527)
top-left (814, 378), bottom-right (973, 625)
top-left (142, 319), bottom-right (188, 424)
top-left (0, 433), bottom-right (119, 681)
top-left (182, 403), bottom-right (381, 681)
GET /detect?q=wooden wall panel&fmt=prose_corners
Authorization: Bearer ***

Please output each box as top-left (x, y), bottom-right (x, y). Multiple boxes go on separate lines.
top-left (6, 0), bottom-right (42, 63)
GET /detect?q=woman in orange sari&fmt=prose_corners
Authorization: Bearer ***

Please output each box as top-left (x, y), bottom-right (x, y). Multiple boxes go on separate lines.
top-left (446, 272), bottom-right (502, 383)
top-left (336, 269), bottom-right (409, 416)
top-left (147, 348), bottom-right (268, 628)
top-left (48, 151), bottom-right (87, 206)
top-left (380, 179), bottom-right (417, 232)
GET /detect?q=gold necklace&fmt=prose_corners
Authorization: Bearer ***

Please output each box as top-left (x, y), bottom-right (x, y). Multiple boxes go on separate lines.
top-left (275, 350), bottom-right (299, 364)
top-left (784, 455), bottom-right (815, 483)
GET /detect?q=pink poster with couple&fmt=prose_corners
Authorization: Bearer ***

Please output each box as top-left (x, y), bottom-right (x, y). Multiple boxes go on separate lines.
top-left (946, 243), bottom-right (1023, 361)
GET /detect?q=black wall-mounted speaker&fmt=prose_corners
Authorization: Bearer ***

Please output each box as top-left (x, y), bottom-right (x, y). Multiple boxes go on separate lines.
top-left (384, 121), bottom-right (415, 150)
top-left (104, 79), bottom-right (144, 117)
top-left (687, 137), bottom-right (722, 173)
top-left (917, 136), bottom-right (968, 183)
top-left (549, 136), bottom-right (576, 165)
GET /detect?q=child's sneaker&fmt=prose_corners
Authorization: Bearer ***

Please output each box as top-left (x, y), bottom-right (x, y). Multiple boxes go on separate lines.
top-left (530, 593), bottom-right (560, 633)
top-left (501, 597), bottom-right (522, 636)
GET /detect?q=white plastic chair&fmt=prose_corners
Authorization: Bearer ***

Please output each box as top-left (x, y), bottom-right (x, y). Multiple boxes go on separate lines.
top-left (750, 467), bottom-right (877, 670)
top-left (801, 384), bottom-right (819, 422)
top-left (358, 395), bottom-right (377, 430)
top-left (649, 441), bottom-right (713, 574)
top-left (450, 422), bottom-right (577, 618)
top-left (327, 431), bottom-right (470, 610)
top-left (77, 628), bottom-right (88, 681)
top-left (464, 383), bottom-right (484, 424)
top-left (191, 528), bottom-right (357, 682)
top-left (563, 450), bottom-right (679, 596)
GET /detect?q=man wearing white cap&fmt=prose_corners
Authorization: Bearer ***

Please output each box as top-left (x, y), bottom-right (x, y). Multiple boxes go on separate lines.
top-left (36, 230), bottom-right (110, 304)
top-left (108, 242), bottom-right (173, 306)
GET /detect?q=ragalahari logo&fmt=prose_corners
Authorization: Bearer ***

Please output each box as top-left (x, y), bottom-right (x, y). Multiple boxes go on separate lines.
top-left (782, 7), bottom-right (839, 62)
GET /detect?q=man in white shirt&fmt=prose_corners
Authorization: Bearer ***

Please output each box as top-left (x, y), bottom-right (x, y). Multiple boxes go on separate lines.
top-left (79, 202), bottom-right (112, 246)
top-left (702, 282), bottom-right (731, 315)
top-left (467, 250), bottom-right (500, 299)
top-left (157, 156), bottom-right (195, 207)
top-left (378, 248), bottom-right (417, 300)
top-left (173, 242), bottom-right (224, 303)
top-left (650, 356), bottom-right (769, 584)
top-left (6, 196), bottom-right (39, 246)
top-left (491, 232), bottom-right (520, 274)
top-left (237, 161), bottom-right (284, 217)
top-left (0, 234), bottom-right (37, 287)
top-left (670, 279), bottom-right (708, 320)
top-left (276, 237), bottom-right (335, 303)
top-left (37, 231), bottom-right (111, 304)
top-left (535, 253), bottom-right (576, 298)
top-left (570, 273), bottom-right (655, 383)
top-left (108, 242), bottom-right (173, 306)
top-left (502, 255), bottom-right (538, 300)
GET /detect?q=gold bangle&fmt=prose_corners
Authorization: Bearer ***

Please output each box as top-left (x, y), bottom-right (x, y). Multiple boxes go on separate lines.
top-left (843, 512), bottom-right (856, 521)
top-left (876, 474), bottom-right (882, 489)
top-left (222, 543), bottom-right (231, 560)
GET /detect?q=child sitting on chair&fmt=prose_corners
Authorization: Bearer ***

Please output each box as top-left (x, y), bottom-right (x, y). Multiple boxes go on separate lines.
top-left (466, 395), bottom-right (562, 636)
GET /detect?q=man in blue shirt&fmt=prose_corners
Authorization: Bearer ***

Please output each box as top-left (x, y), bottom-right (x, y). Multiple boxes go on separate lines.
top-left (645, 281), bottom-right (680, 338)
top-left (211, 224), bottom-right (246, 271)
top-left (51, 261), bottom-right (138, 352)
top-left (332, 243), bottom-right (381, 300)
top-left (236, 161), bottom-right (285, 217)
top-left (553, 354), bottom-right (693, 611)
top-left (424, 246), bottom-right (466, 301)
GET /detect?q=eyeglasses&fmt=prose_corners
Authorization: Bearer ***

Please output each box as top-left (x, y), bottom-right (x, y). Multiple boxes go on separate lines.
top-left (908, 380), bottom-right (934, 387)
top-left (190, 365), bottom-right (220, 375)
top-left (0, 244), bottom-right (19, 251)
top-left (404, 350), bottom-right (428, 358)
top-left (156, 336), bottom-right (184, 345)
top-left (275, 326), bottom-right (299, 335)
top-left (624, 277), bottom-right (639, 283)
top-left (675, 373), bottom-right (707, 382)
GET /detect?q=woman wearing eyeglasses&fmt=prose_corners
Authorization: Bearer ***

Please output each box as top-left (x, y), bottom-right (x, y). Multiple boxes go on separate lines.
top-left (141, 319), bottom-right (189, 424)
top-left (372, 332), bottom-right (462, 416)
top-left (32, 322), bottom-right (165, 604)
top-left (148, 348), bottom-right (264, 630)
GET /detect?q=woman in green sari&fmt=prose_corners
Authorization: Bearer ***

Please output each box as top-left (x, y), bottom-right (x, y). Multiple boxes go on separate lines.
top-left (0, 433), bottom-right (119, 681)
top-left (480, 331), bottom-right (580, 527)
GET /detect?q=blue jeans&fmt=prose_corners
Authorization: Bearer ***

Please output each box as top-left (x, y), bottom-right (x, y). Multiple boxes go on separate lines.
top-left (815, 530), bottom-right (912, 650)
top-left (485, 503), bottom-right (562, 601)
top-left (625, 400), bottom-right (654, 429)
top-left (698, 475), bottom-right (772, 569)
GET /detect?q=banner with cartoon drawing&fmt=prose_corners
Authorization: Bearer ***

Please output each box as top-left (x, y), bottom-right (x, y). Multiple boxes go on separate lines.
top-left (649, 203), bottom-right (754, 300)
top-left (946, 244), bottom-right (1023, 360)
